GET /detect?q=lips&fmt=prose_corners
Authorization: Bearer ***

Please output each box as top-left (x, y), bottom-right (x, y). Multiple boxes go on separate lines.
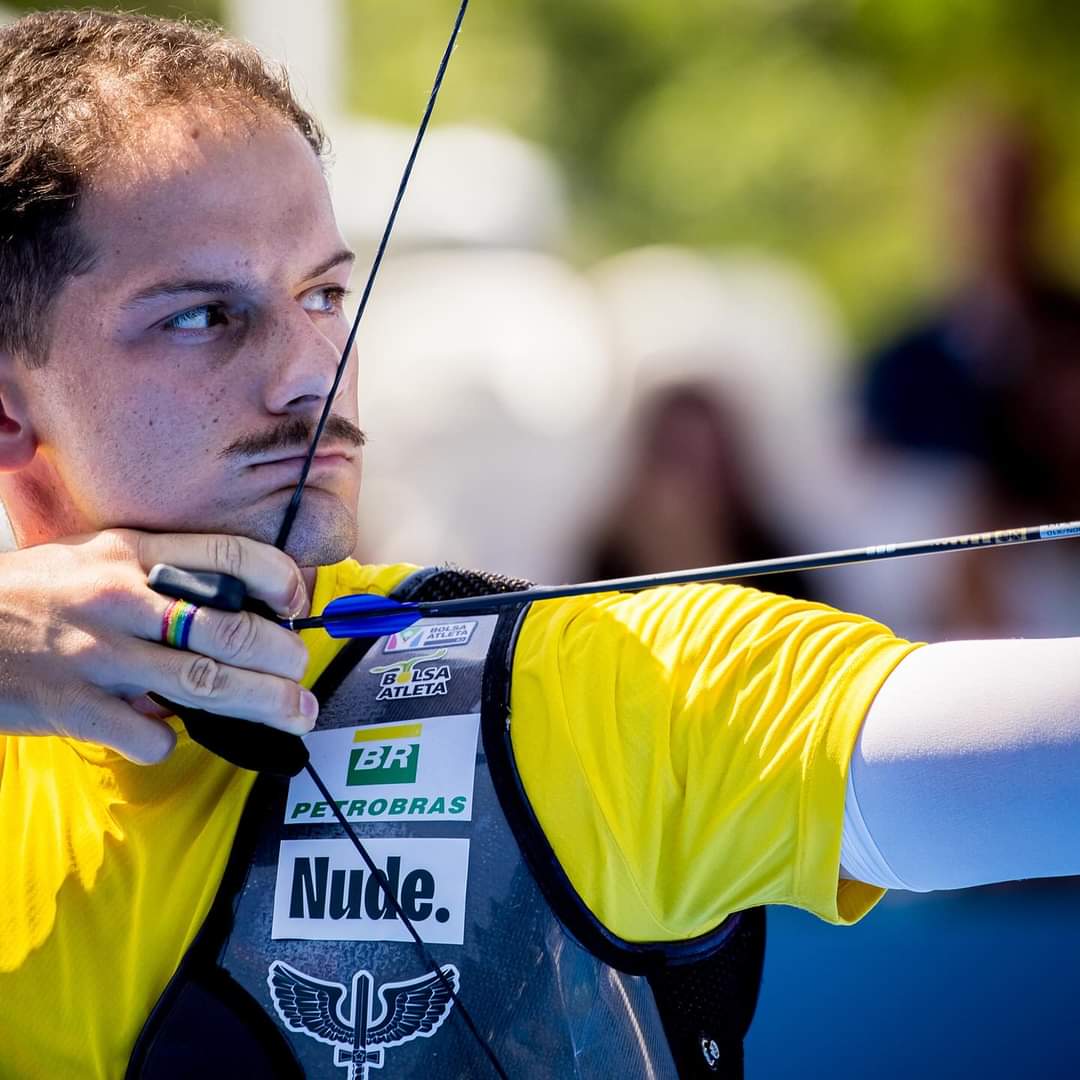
top-left (246, 452), bottom-right (355, 491)
top-left (251, 449), bottom-right (353, 469)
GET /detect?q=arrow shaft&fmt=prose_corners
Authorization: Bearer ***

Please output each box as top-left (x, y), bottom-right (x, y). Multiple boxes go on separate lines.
top-left (300, 519), bottom-right (1080, 629)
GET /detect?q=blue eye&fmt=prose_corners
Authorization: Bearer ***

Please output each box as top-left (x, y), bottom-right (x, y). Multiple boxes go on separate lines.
top-left (164, 304), bottom-right (227, 331)
top-left (304, 285), bottom-right (349, 315)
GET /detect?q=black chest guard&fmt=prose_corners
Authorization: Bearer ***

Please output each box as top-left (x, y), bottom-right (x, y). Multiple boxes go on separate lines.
top-left (128, 568), bottom-right (764, 1079)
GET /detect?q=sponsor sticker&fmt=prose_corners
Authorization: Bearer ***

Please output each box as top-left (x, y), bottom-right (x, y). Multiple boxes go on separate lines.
top-left (272, 837), bottom-right (469, 945)
top-left (348, 723), bottom-right (421, 787)
top-left (383, 621), bottom-right (477, 653)
top-left (287, 716), bottom-right (479, 823)
top-left (370, 649), bottom-right (452, 701)
top-left (268, 960), bottom-right (459, 1078)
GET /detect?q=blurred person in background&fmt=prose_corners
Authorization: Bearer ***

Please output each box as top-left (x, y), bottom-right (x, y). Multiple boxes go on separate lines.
top-left (922, 293), bottom-right (1080, 636)
top-left (860, 110), bottom-right (1079, 467)
top-left (583, 381), bottom-right (816, 601)
top-left (859, 109), bottom-right (1080, 637)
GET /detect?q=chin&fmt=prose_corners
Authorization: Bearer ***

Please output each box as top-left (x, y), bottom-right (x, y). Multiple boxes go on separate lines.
top-left (225, 496), bottom-right (359, 568)
top-left (278, 502), bottom-right (359, 568)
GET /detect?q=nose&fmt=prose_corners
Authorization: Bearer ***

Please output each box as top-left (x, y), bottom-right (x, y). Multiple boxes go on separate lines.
top-left (261, 303), bottom-right (347, 417)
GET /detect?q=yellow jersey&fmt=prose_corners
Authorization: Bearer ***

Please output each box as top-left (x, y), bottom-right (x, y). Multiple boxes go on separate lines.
top-left (0, 559), bottom-right (918, 1077)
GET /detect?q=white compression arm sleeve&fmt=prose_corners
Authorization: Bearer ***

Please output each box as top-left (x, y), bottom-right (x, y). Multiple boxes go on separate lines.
top-left (840, 637), bottom-right (1080, 892)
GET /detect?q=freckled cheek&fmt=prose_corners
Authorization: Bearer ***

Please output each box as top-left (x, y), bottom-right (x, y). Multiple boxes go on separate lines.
top-left (86, 392), bottom-right (229, 499)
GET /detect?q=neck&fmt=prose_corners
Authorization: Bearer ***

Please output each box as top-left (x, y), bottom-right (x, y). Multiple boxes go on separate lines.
top-left (301, 566), bottom-right (318, 608)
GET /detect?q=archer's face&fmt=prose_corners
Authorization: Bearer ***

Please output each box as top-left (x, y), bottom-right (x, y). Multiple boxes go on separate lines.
top-left (4, 109), bottom-right (362, 566)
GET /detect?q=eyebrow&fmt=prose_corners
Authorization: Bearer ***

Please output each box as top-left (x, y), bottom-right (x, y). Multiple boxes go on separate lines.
top-left (120, 248), bottom-right (356, 308)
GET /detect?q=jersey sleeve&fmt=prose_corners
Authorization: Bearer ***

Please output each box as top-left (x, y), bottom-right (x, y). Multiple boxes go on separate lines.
top-left (508, 583), bottom-right (921, 943)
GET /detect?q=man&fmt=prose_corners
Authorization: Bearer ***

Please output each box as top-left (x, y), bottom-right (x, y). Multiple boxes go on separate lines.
top-left (2, 9), bottom-right (1079, 1079)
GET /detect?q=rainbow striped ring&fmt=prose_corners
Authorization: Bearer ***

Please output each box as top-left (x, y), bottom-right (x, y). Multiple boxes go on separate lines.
top-left (160, 599), bottom-right (198, 650)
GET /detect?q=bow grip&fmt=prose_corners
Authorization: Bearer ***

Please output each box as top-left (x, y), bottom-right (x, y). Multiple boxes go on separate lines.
top-left (147, 563), bottom-right (309, 777)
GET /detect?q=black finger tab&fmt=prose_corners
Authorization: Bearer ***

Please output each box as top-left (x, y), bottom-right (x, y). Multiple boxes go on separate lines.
top-left (146, 694), bottom-right (309, 777)
top-left (148, 565), bottom-right (249, 612)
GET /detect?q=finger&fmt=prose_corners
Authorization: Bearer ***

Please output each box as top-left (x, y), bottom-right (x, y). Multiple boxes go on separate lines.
top-left (113, 530), bottom-right (307, 617)
top-left (120, 638), bottom-right (319, 734)
top-left (143, 600), bottom-right (309, 681)
top-left (57, 684), bottom-right (176, 765)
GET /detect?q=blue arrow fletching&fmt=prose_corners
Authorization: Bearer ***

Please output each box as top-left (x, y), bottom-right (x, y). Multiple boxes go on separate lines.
top-left (315, 593), bottom-right (423, 638)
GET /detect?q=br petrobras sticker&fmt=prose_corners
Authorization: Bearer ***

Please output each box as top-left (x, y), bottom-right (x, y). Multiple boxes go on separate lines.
top-left (382, 621), bottom-right (477, 653)
top-left (286, 716), bottom-right (480, 824)
top-left (272, 837), bottom-right (469, 945)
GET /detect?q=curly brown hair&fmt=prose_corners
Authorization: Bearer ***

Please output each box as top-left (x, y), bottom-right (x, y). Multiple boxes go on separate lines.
top-left (0, 8), bottom-right (326, 365)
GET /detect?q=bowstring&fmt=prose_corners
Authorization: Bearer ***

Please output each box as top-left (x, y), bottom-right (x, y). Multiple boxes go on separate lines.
top-left (269, 3), bottom-right (507, 1076)
top-left (274, 0), bottom-right (470, 552)
top-left (306, 763), bottom-right (508, 1079)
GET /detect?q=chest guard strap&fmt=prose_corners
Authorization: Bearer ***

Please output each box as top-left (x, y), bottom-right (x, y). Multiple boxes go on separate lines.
top-left (472, 582), bottom-right (765, 1078)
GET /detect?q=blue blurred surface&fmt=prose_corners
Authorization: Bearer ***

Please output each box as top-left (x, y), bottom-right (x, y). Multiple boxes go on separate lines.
top-left (747, 881), bottom-right (1080, 1078)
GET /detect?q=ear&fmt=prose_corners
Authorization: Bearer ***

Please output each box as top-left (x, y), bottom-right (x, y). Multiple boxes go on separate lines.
top-left (0, 352), bottom-right (39, 471)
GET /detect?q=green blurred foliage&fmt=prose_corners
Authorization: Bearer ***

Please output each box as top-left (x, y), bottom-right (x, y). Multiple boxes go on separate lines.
top-left (347, 0), bottom-right (1080, 341)
top-left (11, 0), bottom-right (1080, 341)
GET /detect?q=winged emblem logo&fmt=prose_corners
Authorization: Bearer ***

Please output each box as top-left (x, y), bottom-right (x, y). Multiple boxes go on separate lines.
top-left (267, 960), bottom-right (459, 1079)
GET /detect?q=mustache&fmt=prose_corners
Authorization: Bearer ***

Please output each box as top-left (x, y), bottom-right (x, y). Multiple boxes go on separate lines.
top-left (220, 415), bottom-right (367, 459)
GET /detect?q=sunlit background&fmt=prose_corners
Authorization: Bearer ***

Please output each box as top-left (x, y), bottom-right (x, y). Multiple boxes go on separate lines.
top-left (7, 0), bottom-right (1080, 1075)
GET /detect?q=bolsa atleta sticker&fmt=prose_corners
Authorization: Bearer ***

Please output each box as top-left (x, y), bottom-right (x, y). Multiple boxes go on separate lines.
top-left (382, 621), bottom-right (477, 653)
top-left (370, 649), bottom-right (452, 701)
